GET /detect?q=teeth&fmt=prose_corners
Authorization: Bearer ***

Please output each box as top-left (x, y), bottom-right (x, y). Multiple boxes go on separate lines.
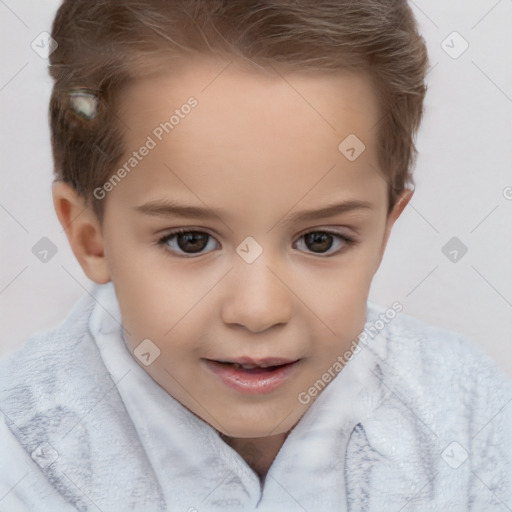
top-left (215, 360), bottom-right (288, 369)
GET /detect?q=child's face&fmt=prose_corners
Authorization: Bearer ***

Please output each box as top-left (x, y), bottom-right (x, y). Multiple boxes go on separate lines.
top-left (91, 57), bottom-right (409, 438)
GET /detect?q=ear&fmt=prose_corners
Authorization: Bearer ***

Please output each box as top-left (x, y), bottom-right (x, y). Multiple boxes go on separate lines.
top-left (374, 187), bottom-right (414, 273)
top-left (52, 181), bottom-right (111, 284)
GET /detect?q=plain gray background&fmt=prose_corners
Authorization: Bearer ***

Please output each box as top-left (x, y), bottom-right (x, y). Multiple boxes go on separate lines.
top-left (1, 0), bottom-right (511, 375)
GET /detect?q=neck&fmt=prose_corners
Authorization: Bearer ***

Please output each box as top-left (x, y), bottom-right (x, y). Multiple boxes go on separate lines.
top-left (220, 431), bottom-right (289, 480)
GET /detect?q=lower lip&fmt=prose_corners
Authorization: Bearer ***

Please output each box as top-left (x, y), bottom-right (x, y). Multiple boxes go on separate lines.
top-left (203, 359), bottom-right (300, 395)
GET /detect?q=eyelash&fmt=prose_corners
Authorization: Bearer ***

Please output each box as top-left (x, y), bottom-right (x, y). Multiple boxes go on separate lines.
top-left (156, 228), bottom-right (357, 258)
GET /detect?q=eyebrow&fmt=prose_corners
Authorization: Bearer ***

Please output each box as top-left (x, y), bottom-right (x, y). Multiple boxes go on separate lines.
top-left (275, 199), bottom-right (372, 227)
top-left (134, 198), bottom-right (372, 224)
top-left (135, 199), bottom-right (228, 220)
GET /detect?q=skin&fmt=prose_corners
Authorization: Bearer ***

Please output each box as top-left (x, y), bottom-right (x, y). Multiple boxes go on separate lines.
top-left (53, 56), bottom-right (412, 481)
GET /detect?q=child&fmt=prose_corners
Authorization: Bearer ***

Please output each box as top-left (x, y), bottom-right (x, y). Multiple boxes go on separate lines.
top-left (1, 0), bottom-right (511, 510)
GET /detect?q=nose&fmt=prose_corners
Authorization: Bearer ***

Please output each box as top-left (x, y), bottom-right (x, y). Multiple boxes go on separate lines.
top-left (220, 254), bottom-right (294, 333)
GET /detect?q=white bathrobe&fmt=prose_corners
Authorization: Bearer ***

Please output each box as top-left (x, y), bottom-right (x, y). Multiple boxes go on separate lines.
top-left (1, 282), bottom-right (511, 511)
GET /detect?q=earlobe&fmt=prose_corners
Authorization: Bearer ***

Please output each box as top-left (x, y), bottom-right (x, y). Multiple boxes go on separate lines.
top-left (52, 181), bottom-right (111, 284)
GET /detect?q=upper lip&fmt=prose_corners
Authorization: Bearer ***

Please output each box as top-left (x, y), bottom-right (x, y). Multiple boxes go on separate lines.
top-left (208, 357), bottom-right (298, 368)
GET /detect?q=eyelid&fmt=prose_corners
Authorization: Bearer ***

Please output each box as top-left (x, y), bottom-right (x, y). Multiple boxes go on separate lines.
top-left (155, 224), bottom-right (218, 236)
top-left (295, 224), bottom-right (355, 238)
top-left (157, 227), bottom-right (221, 243)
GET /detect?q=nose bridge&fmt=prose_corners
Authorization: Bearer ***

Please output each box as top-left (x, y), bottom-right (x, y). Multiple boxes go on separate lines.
top-left (221, 246), bottom-right (293, 332)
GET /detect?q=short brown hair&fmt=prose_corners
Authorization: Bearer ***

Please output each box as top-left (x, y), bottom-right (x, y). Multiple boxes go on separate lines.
top-left (49, 0), bottom-right (429, 220)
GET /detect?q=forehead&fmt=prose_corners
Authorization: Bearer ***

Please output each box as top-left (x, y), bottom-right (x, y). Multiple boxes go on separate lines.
top-left (119, 56), bottom-right (380, 138)
top-left (112, 57), bottom-right (385, 215)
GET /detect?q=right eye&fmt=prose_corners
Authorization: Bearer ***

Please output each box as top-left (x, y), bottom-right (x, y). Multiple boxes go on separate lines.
top-left (157, 229), bottom-right (220, 257)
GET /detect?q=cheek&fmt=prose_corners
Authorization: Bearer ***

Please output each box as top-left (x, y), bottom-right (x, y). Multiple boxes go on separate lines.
top-left (304, 257), bottom-right (375, 343)
top-left (111, 258), bottom-right (212, 345)
top-left (105, 240), bottom-right (166, 337)
top-left (321, 281), bottom-right (368, 337)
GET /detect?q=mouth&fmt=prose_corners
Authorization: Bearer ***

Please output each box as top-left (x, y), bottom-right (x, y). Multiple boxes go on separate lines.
top-left (211, 357), bottom-right (298, 370)
top-left (203, 357), bottom-right (301, 394)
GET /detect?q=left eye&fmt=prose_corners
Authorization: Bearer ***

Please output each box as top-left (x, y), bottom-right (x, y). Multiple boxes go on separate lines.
top-left (157, 229), bottom-right (355, 257)
top-left (293, 231), bottom-right (355, 256)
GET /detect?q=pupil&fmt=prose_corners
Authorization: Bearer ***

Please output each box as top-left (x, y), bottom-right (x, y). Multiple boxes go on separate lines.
top-left (306, 232), bottom-right (333, 252)
top-left (178, 232), bottom-right (208, 253)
